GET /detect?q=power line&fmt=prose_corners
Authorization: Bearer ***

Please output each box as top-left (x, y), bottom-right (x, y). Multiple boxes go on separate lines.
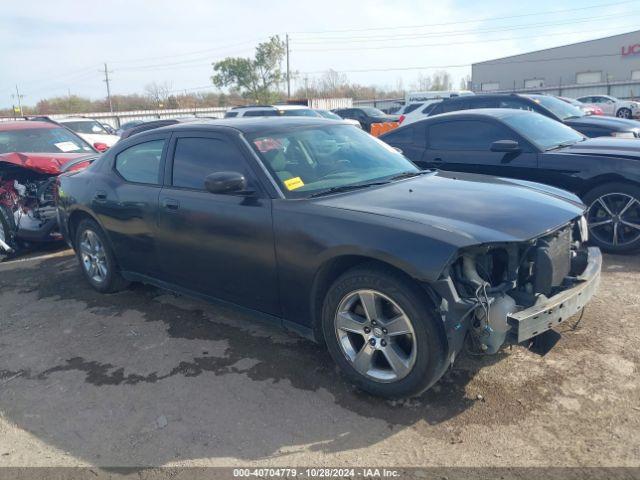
top-left (289, 0), bottom-right (637, 35)
top-left (298, 51), bottom-right (629, 75)
top-left (292, 11), bottom-right (637, 44)
top-left (110, 37), bottom-right (268, 65)
top-left (294, 25), bottom-right (640, 52)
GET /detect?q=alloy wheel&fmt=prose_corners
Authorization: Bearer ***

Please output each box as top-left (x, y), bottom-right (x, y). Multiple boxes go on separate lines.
top-left (79, 230), bottom-right (108, 283)
top-left (587, 192), bottom-right (640, 247)
top-left (617, 109), bottom-right (631, 118)
top-left (335, 289), bottom-right (417, 383)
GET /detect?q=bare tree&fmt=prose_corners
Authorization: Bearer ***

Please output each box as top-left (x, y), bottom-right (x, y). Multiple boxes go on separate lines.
top-left (430, 71), bottom-right (452, 91)
top-left (459, 75), bottom-right (471, 90)
top-left (318, 69), bottom-right (349, 96)
top-left (145, 81), bottom-right (173, 106)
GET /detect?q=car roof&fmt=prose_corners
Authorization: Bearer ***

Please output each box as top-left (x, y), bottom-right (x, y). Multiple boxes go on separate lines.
top-left (0, 120), bottom-right (58, 131)
top-left (232, 104), bottom-right (310, 111)
top-left (57, 117), bottom-right (94, 122)
top-left (151, 117), bottom-right (346, 135)
top-left (391, 108), bottom-right (533, 126)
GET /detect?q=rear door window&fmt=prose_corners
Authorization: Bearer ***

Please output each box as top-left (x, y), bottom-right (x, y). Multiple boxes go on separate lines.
top-left (498, 98), bottom-right (534, 111)
top-left (114, 139), bottom-right (165, 184)
top-left (429, 120), bottom-right (515, 150)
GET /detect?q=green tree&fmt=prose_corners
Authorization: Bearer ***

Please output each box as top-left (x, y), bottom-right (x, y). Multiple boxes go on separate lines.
top-left (212, 36), bottom-right (286, 103)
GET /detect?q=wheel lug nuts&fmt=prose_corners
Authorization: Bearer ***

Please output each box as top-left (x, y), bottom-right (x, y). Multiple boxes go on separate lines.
top-left (369, 338), bottom-right (376, 346)
top-left (371, 320), bottom-right (377, 326)
top-left (364, 327), bottom-right (371, 334)
top-left (382, 328), bottom-right (387, 334)
top-left (381, 339), bottom-right (387, 347)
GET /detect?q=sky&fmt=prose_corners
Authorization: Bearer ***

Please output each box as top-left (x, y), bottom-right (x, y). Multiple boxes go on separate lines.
top-left (0, 0), bottom-right (638, 108)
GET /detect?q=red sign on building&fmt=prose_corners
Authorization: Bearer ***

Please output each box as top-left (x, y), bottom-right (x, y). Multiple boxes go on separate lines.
top-left (622, 44), bottom-right (640, 56)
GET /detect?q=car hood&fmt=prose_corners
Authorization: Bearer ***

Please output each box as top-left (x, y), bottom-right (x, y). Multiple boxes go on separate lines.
top-left (315, 171), bottom-right (585, 245)
top-left (75, 133), bottom-right (120, 147)
top-left (565, 115), bottom-right (640, 131)
top-left (555, 137), bottom-right (640, 158)
top-left (374, 115), bottom-right (400, 122)
top-left (0, 152), bottom-right (96, 175)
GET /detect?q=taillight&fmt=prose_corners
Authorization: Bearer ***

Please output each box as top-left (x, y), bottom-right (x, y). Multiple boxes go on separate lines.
top-left (93, 142), bottom-right (108, 152)
top-left (398, 115), bottom-right (405, 124)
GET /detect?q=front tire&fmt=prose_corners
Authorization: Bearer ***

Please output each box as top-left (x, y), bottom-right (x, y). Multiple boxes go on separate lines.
top-left (75, 219), bottom-right (129, 293)
top-left (583, 183), bottom-right (640, 253)
top-left (616, 108), bottom-right (632, 119)
top-left (321, 264), bottom-right (446, 398)
top-left (0, 205), bottom-right (15, 260)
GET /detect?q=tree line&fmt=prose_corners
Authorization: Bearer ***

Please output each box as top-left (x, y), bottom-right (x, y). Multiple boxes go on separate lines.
top-left (2, 36), bottom-right (466, 116)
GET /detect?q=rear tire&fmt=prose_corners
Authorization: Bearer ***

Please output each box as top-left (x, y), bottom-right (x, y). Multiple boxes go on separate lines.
top-left (321, 263), bottom-right (446, 398)
top-left (583, 183), bottom-right (640, 253)
top-left (616, 108), bottom-right (632, 119)
top-left (75, 219), bottom-right (129, 293)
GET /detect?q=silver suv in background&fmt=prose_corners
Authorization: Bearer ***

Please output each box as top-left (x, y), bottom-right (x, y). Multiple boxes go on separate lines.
top-left (224, 104), bottom-right (321, 118)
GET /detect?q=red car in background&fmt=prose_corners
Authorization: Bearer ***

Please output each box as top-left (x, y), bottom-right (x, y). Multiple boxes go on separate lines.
top-left (0, 120), bottom-right (98, 258)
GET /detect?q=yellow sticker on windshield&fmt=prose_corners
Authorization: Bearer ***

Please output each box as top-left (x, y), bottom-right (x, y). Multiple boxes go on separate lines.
top-left (284, 177), bottom-right (305, 190)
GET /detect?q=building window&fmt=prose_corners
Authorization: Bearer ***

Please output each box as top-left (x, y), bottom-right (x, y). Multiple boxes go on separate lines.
top-left (524, 78), bottom-right (544, 89)
top-left (632, 70), bottom-right (640, 80)
top-left (576, 71), bottom-right (602, 84)
top-left (481, 82), bottom-right (500, 91)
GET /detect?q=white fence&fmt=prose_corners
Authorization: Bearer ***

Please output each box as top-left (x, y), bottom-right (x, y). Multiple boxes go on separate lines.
top-left (0, 98), bottom-right (355, 128)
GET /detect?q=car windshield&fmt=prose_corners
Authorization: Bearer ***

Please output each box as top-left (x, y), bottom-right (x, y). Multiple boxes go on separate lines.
top-left (316, 110), bottom-right (342, 120)
top-left (501, 112), bottom-right (585, 151)
top-left (529, 95), bottom-right (585, 120)
top-left (281, 109), bottom-right (321, 117)
top-left (0, 127), bottom-right (95, 154)
top-left (249, 124), bottom-right (419, 198)
top-left (359, 107), bottom-right (386, 117)
top-left (61, 120), bottom-right (108, 135)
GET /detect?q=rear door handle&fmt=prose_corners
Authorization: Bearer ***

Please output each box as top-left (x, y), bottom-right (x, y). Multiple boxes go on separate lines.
top-left (94, 191), bottom-right (107, 202)
top-left (162, 198), bottom-right (180, 210)
top-left (433, 157), bottom-right (443, 162)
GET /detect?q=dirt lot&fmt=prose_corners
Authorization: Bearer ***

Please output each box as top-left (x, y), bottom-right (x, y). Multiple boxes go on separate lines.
top-left (0, 248), bottom-right (638, 469)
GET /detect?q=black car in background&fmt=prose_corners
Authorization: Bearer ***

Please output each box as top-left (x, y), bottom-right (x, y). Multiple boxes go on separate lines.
top-left (332, 107), bottom-right (400, 132)
top-left (427, 94), bottom-right (640, 139)
top-left (118, 117), bottom-right (201, 140)
top-left (56, 118), bottom-right (599, 398)
top-left (381, 109), bottom-right (640, 253)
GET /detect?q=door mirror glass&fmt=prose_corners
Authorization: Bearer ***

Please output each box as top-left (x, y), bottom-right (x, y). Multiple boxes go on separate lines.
top-left (204, 171), bottom-right (248, 195)
top-left (490, 140), bottom-right (521, 152)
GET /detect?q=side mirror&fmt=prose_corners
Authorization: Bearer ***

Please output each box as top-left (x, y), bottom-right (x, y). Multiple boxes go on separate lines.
top-left (204, 171), bottom-right (250, 195)
top-left (490, 140), bottom-right (521, 153)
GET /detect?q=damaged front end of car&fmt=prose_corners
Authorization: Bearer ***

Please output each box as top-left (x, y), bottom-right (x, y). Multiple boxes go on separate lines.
top-left (0, 153), bottom-right (97, 257)
top-left (0, 169), bottom-right (60, 255)
top-left (432, 216), bottom-right (601, 358)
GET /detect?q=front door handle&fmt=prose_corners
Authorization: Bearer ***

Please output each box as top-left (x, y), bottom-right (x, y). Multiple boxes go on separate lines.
top-left (433, 157), bottom-right (444, 162)
top-left (162, 198), bottom-right (180, 210)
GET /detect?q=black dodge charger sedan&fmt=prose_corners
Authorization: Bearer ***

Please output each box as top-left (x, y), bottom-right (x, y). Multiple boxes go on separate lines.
top-left (381, 109), bottom-right (640, 253)
top-left (56, 117), bottom-right (600, 398)
top-left (426, 93), bottom-right (640, 139)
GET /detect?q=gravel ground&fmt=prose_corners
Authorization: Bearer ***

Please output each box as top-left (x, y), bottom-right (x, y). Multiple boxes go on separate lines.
top-left (0, 248), bottom-right (638, 470)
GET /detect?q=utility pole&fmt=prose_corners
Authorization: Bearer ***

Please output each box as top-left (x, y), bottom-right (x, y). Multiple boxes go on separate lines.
top-left (102, 63), bottom-right (113, 113)
top-left (286, 34), bottom-right (291, 99)
top-left (13, 85), bottom-right (23, 116)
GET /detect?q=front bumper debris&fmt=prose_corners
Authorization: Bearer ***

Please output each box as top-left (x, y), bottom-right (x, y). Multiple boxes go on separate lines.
top-left (508, 247), bottom-right (601, 343)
